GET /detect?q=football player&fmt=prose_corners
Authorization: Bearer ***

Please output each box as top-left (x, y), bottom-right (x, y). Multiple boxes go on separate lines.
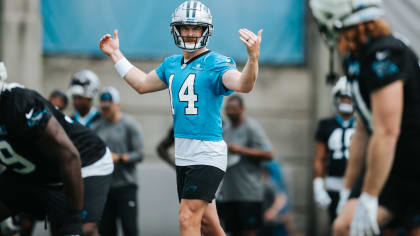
top-left (0, 62), bottom-right (114, 236)
top-left (99, 0), bottom-right (262, 235)
top-left (49, 89), bottom-right (69, 111)
top-left (313, 76), bottom-right (355, 223)
top-left (310, 0), bottom-right (420, 235)
top-left (69, 70), bottom-right (101, 128)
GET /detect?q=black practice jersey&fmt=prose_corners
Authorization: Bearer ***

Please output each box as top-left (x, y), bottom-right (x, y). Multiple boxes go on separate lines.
top-left (315, 116), bottom-right (355, 177)
top-left (344, 35), bottom-right (420, 177)
top-left (0, 84), bottom-right (106, 183)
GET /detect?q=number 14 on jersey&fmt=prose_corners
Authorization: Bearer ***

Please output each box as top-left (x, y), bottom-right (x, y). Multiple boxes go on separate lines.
top-left (169, 74), bottom-right (198, 115)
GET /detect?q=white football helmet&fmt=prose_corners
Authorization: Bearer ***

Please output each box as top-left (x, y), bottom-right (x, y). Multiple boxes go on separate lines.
top-left (332, 76), bottom-right (354, 114)
top-left (310, 0), bottom-right (384, 45)
top-left (332, 76), bottom-right (352, 98)
top-left (170, 0), bottom-right (213, 52)
top-left (69, 70), bottom-right (100, 99)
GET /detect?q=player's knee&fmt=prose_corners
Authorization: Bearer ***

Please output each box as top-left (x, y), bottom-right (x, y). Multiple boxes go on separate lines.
top-left (82, 223), bottom-right (99, 236)
top-left (179, 208), bottom-right (201, 231)
top-left (408, 226), bottom-right (420, 236)
top-left (201, 217), bottom-right (211, 234)
top-left (332, 216), bottom-right (349, 236)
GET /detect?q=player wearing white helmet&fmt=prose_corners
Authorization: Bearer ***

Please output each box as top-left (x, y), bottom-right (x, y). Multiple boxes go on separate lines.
top-left (99, 1), bottom-right (262, 235)
top-left (69, 70), bottom-right (101, 128)
top-left (311, 0), bottom-right (420, 235)
top-left (313, 77), bottom-right (355, 225)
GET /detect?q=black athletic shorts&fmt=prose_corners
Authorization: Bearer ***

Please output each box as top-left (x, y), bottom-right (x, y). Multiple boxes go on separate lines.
top-left (379, 173), bottom-right (420, 229)
top-left (327, 190), bottom-right (340, 223)
top-left (0, 172), bottom-right (111, 227)
top-left (217, 201), bottom-right (263, 232)
top-left (176, 165), bottom-right (224, 203)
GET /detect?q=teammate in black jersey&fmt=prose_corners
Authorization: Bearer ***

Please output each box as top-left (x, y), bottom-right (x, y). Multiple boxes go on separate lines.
top-left (313, 76), bottom-right (355, 224)
top-left (0, 64), bottom-right (113, 236)
top-left (311, 0), bottom-right (420, 235)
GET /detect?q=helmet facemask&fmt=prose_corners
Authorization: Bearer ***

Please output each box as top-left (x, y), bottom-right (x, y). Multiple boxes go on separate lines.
top-left (170, 1), bottom-right (213, 52)
top-left (171, 23), bottom-right (213, 52)
top-left (310, 0), bottom-right (384, 47)
top-left (332, 76), bottom-right (354, 115)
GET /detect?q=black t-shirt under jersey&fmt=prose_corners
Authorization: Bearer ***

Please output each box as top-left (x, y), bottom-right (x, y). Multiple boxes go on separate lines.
top-left (344, 34), bottom-right (420, 177)
top-left (0, 85), bottom-right (106, 183)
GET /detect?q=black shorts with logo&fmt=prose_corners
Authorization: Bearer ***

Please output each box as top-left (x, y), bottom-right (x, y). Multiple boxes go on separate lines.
top-left (176, 165), bottom-right (224, 203)
top-left (0, 172), bottom-right (111, 227)
top-left (217, 201), bottom-right (263, 232)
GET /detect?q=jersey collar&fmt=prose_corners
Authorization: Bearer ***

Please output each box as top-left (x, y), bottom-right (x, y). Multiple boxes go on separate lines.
top-left (335, 114), bottom-right (355, 128)
top-left (181, 50), bottom-right (211, 66)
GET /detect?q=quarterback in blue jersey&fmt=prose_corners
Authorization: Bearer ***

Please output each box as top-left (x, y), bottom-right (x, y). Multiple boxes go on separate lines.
top-left (99, 1), bottom-right (262, 235)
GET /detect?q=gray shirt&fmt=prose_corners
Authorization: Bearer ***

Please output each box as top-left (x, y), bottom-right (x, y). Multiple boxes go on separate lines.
top-left (218, 117), bottom-right (272, 202)
top-left (93, 114), bottom-right (144, 188)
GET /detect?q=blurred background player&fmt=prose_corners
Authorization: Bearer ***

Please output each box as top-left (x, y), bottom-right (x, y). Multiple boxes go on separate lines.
top-left (93, 87), bottom-right (144, 236)
top-left (99, 0), bottom-right (262, 235)
top-left (217, 95), bottom-right (274, 236)
top-left (260, 160), bottom-right (300, 236)
top-left (312, 76), bottom-right (355, 224)
top-left (69, 69), bottom-right (101, 128)
top-left (48, 89), bottom-right (69, 111)
top-left (310, 0), bottom-right (420, 235)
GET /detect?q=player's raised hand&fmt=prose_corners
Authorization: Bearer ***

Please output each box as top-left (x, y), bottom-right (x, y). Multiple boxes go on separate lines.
top-left (238, 28), bottom-right (263, 61)
top-left (99, 29), bottom-right (120, 57)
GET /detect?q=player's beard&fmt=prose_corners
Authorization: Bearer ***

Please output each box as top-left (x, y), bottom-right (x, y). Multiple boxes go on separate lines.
top-left (183, 36), bottom-right (200, 44)
top-left (228, 114), bottom-right (241, 125)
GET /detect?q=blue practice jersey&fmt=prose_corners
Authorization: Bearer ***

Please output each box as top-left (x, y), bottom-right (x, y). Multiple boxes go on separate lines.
top-left (156, 50), bottom-right (236, 141)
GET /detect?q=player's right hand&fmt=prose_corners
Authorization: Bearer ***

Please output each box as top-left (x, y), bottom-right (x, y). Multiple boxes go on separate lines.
top-left (350, 192), bottom-right (380, 236)
top-left (313, 177), bottom-right (331, 209)
top-left (99, 29), bottom-right (120, 57)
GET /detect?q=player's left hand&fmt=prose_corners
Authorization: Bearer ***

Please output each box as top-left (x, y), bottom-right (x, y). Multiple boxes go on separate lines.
top-left (264, 209), bottom-right (277, 221)
top-left (238, 28), bottom-right (263, 60)
top-left (111, 152), bottom-right (120, 163)
top-left (120, 154), bottom-right (130, 163)
top-left (228, 144), bottom-right (242, 154)
top-left (350, 192), bottom-right (380, 236)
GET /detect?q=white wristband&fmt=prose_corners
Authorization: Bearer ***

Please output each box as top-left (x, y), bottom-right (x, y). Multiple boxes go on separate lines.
top-left (114, 57), bottom-right (134, 78)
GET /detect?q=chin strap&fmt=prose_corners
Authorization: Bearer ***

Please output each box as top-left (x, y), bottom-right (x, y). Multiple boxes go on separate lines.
top-left (326, 46), bottom-right (339, 85)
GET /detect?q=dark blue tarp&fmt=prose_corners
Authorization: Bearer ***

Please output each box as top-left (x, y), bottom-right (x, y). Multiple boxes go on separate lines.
top-left (42, 0), bottom-right (305, 64)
